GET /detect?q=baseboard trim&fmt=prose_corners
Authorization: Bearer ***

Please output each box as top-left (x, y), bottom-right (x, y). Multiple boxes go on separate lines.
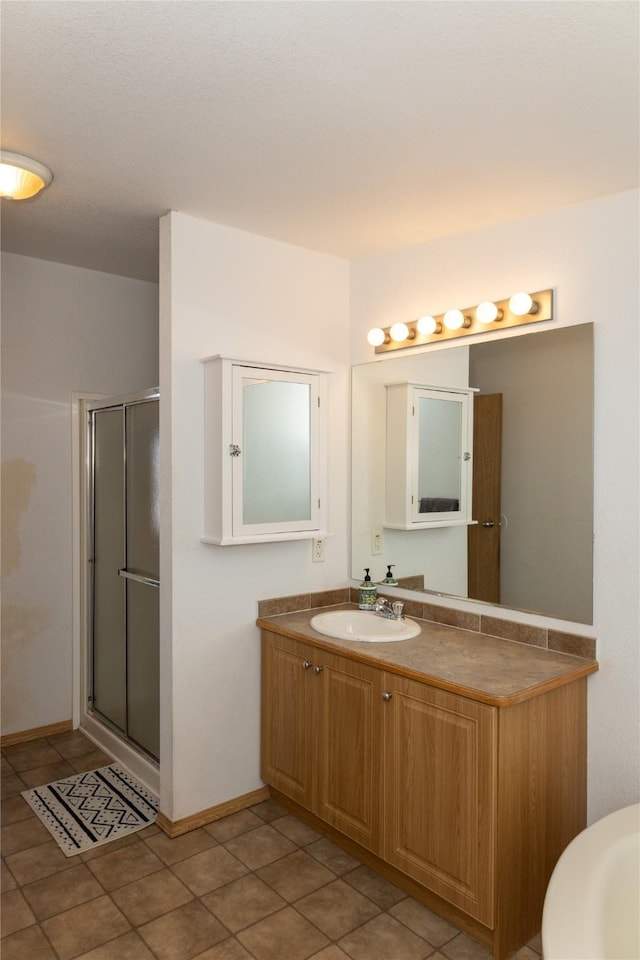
top-left (157, 786), bottom-right (270, 838)
top-left (1, 719), bottom-right (74, 748)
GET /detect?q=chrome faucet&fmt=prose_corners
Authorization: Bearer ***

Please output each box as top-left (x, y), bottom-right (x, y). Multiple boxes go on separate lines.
top-left (375, 597), bottom-right (405, 621)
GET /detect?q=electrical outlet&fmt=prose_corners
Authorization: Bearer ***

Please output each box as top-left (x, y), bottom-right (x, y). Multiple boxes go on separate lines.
top-left (312, 538), bottom-right (326, 562)
top-left (371, 531), bottom-right (383, 555)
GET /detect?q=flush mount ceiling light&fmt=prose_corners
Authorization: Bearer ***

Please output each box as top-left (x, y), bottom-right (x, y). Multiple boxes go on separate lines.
top-left (0, 150), bottom-right (53, 200)
top-left (367, 289), bottom-right (554, 353)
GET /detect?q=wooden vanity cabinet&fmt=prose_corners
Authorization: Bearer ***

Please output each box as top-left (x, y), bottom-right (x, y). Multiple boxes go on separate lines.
top-left (261, 626), bottom-right (589, 960)
top-left (382, 675), bottom-right (496, 926)
top-left (261, 631), bottom-right (383, 851)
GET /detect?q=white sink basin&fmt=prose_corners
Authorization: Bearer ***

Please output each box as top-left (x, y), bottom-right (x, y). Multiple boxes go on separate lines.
top-left (310, 609), bottom-right (421, 643)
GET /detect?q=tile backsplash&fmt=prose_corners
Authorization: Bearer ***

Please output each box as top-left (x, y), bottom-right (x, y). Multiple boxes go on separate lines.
top-left (257, 587), bottom-right (596, 661)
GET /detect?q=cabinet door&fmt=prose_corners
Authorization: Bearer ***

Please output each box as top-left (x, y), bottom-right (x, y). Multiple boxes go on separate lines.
top-left (315, 651), bottom-right (383, 852)
top-left (383, 675), bottom-right (496, 925)
top-left (261, 633), bottom-right (314, 808)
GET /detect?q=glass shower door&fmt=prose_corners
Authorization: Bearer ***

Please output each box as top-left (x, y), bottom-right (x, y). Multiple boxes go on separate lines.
top-left (89, 393), bottom-right (159, 762)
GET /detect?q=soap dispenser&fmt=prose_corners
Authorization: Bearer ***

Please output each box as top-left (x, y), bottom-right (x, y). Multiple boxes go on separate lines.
top-left (358, 569), bottom-right (377, 610)
top-left (381, 564), bottom-right (398, 586)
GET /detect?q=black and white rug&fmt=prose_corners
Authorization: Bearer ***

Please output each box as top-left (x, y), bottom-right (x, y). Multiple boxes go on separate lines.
top-left (22, 764), bottom-right (158, 857)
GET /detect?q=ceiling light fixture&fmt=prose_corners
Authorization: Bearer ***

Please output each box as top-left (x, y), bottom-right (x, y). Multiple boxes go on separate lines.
top-left (368, 289), bottom-right (553, 353)
top-left (0, 150), bottom-right (53, 200)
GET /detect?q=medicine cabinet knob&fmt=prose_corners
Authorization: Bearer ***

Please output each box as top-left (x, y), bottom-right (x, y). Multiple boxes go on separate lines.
top-left (302, 660), bottom-right (313, 670)
top-left (382, 691), bottom-right (393, 701)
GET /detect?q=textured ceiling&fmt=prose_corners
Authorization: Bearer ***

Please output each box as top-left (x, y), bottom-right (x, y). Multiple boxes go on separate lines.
top-left (1, 1), bottom-right (638, 282)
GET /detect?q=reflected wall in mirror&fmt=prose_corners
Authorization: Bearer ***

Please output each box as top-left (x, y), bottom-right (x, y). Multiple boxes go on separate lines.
top-left (351, 323), bottom-right (594, 623)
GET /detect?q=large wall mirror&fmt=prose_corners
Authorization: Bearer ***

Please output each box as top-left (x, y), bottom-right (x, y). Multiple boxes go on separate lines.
top-left (351, 323), bottom-right (594, 624)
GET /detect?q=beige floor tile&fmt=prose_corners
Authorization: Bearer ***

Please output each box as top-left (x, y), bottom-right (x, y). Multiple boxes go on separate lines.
top-left (144, 826), bottom-right (218, 865)
top-left (55, 736), bottom-right (103, 759)
top-left (41, 894), bottom-right (131, 960)
top-left (248, 799), bottom-right (288, 823)
top-left (389, 897), bottom-right (459, 946)
top-left (80, 832), bottom-right (139, 862)
top-left (202, 873), bottom-right (285, 933)
top-left (21, 862), bottom-right (103, 919)
top-left (193, 938), bottom-right (254, 959)
top-left (67, 749), bottom-right (114, 773)
top-left (111, 868), bottom-right (194, 925)
top-left (138, 899), bottom-right (228, 960)
top-left (256, 849), bottom-right (334, 902)
top-left (343, 864), bottom-right (407, 909)
top-left (74, 930), bottom-right (157, 958)
top-left (308, 947), bottom-right (353, 960)
top-left (338, 912), bottom-right (432, 960)
top-left (1, 773), bottom-right (26, 800)
top-left (224, 823), bottom-right (296, 870)
top-left (511, 947), bottom-right (540, 960)
top-left (1, 858), bottom-right (17, 891)
top-left (1, 793), bottom-right (34, 825)
top-left (305, 836), bottom-right (361, 875)
top-left (1, 815), bottom-right (53, 855)
top-left (87, 839), bottom-right (164, 891)
top-left (296, 878), bottom-right (381, 940)
top-left (204, 809), bottom-right (264, 843)
top-left (2, 741), bottom-right (61, 771)
top-left (527, 931), bottom-right (543, 954)
top-left (0, 923), bottom-right (58, 959)
top-left (0, 888), bottom-right (36, 936)
top-left (172, 845), bottom-right (249, 896)
top-left (237, 905), bottom-right (329, 960)
top-left (441, 931), bottom-right (494, 960)
top-left (5, 840), bottom-right (75, 885)
top-left (1, 756), bottom-right (15, 776)
top-left (20, 760), bottom-right (76, 788)
top-left (270, 813), bottom-right (322, 846)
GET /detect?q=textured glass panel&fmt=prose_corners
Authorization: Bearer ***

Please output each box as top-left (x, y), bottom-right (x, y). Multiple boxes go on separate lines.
top-left (126, 401), bottom-right (159, 579)
top-left (417, 397), bottom-right (462, 503)
top-left (92, 408), bottom-right (126, 731)
top-left (242, 379), bottom-right (311, 525)
top-left (127, 578), bottom-right (160, 760)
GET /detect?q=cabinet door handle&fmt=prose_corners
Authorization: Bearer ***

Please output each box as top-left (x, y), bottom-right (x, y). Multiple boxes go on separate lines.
top-left (481, 520), bottom-right (495, 528)
top-left (302, 660), bottom-right (313, 670)
top-left (314, 665), bottom-right (324, 675)
top-left (382, 691), bottom-right (393, 701)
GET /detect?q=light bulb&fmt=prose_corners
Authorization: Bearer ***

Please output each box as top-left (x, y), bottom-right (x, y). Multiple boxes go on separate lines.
top-left (367, 327), bottom-right (386, 347)
top-left (417, 315), bottom-right (440, 335)
top-left (509, 292), bottom-right (538, 316)
top-left (476, 301), bottom-right (502, 324)
top-left (390, 322), bottom-right (410, 342)
top-left (444, 309), bottom-right (467, 330)
top-left (0, 151), bottom-right (53, 200)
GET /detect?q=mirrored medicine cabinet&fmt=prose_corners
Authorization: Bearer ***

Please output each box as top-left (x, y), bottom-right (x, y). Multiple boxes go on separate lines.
top-left (202, 356), bottom-right (328, 545)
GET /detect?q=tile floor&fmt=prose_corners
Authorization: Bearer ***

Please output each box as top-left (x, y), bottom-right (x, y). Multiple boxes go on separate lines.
top-left (2, 730), bottom-right (544, 960)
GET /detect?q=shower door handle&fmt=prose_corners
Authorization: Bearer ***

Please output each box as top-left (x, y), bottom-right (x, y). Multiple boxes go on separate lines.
top-left (118, 568), bottom-right (160, 588)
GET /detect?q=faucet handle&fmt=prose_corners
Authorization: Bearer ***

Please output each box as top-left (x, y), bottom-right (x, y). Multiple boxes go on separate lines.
top-left (391, 601), bottom-right (405, 619)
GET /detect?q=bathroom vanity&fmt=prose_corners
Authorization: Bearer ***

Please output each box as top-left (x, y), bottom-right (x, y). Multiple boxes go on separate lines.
top-left (258, 604), bottom-right (598, 960)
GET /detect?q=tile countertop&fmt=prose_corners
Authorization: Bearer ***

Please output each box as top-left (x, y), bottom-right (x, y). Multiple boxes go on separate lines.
top-left (256, 604), bottom-right (599, 708)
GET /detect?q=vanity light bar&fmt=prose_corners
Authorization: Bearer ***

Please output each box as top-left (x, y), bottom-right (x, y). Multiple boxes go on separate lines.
top-left (368, 289), bottom-right (553, 354)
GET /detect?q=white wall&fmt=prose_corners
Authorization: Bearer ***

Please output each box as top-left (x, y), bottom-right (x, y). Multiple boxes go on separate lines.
top-left (350, 190), bottom-right (640, 821)
top-left (1, 254), bottom-right (158, 736)
top-left (159, 212), bottom-right (350, 821)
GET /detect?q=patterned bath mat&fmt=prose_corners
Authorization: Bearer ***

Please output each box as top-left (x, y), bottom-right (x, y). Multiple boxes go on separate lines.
top-left (22, 764), bottom-right (158, 857)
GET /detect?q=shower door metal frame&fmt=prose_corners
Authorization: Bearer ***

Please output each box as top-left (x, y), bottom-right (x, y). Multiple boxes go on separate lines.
top-left (85, 387), bottom-right (159, 763)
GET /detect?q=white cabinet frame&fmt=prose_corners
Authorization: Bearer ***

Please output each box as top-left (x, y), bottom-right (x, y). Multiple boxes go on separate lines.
top-left (202, 356), bottom-right (328, 545)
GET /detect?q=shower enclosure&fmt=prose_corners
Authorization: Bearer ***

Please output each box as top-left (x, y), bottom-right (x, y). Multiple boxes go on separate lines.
top-left (85, 389), bottom-right (159, 763)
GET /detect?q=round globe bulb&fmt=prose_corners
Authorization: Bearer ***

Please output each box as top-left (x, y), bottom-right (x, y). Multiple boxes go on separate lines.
top-left (444, 309), bottom-right (465, 330)
top-left (390, 322), bottom-right (410, 342)
top-left (476, 301), bottom-right (499, 324)
top-left (509, 292), bottom-right (534, 316)
top-left (367, 327), bottom-right (386, 347)
top-left (417, 315), bottom-right (437, 335)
